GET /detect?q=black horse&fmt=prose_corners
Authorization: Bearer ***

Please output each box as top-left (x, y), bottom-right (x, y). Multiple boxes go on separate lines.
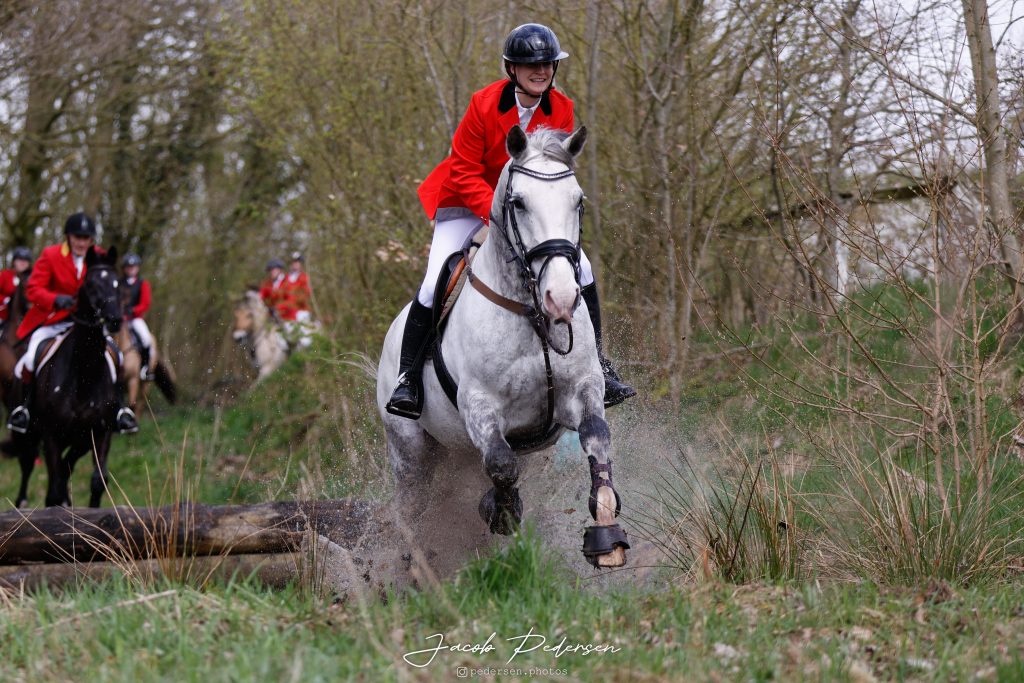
top-left (13, 246), bottom-right (124, 508)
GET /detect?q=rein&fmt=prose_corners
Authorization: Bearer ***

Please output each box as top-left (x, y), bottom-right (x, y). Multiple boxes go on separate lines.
top-left (455, 160), bottom-right (584, 444)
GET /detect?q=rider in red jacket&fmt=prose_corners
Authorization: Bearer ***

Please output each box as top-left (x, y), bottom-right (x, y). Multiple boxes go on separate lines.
top-left (386, 23), bottom-right (635, 419)
top-left (0, 247), bottom-right (32, 324)
top-left (259, 258), bottom-right (291, 320)
top-left (7, 213), bottom-right (138, 435)
top-left (122, 253), bottom-right (154, 378)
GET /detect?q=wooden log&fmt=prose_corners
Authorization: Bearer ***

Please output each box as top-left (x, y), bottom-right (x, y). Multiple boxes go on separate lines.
top-left (0, 499), bottom-right (382, 565)
top-left (0, 553), bottom-right (303, 592)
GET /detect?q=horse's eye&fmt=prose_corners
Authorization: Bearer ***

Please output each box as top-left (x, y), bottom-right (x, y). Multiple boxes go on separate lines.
top-left (510, 196), bottom-right (525, 210)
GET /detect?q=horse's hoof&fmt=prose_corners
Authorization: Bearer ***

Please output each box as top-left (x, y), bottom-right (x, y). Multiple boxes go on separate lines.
top-left (582, 524), bottom-right (630, 568)
top-left (479, 487), bottom-right (522, 535)
top-left (16, 498), bottom-right (27, 509)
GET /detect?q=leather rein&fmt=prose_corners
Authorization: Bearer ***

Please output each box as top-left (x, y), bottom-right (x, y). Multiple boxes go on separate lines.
top-left (461, 162), bottom-right (584, 440)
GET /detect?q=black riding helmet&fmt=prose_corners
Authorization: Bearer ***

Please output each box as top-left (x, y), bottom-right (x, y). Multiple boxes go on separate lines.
top-left (502, 23), bottom-right (568, 93)
top-left (11, 247), bottom-right (32, 262)
top-left (266, 258), bottom-right (285, 271)
top-left (64, 212), bottom-right (97, 238)
top-left (123, 253), bottom-right (142, 267)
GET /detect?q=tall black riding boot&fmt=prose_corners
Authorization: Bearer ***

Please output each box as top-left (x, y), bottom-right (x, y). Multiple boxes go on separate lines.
top-left (385, 299), bottom-right (435, 419)
top-left (139, 345), bottom-right (152, 380)
top-left (6, 382), bottom-right (32, 434)
top-left (582, 283), bottom-right (636, 408)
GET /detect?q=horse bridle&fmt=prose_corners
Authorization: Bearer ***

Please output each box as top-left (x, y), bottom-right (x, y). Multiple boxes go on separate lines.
top-left (461, 161), bottom-right (585, 440)
top-left (73, 264), bottom-right (120, 329)
top-left (492, 163), bottom-right (584, 355)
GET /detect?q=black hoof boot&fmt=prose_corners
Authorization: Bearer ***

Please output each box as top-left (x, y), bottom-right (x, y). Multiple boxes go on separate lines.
top-left (385, 299), bottom-right (434, 420)
top-left (479, 487), bottom-right (523, 535)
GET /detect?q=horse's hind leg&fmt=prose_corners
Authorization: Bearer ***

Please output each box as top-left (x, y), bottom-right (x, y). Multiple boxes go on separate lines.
top-left (385, 417), bottom-right (440, 519)
top-left (464, 401), bottom-right (522, 535)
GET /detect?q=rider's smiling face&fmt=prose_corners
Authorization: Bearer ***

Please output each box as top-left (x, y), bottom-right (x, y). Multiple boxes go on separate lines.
top-left (510, 61), bottom-right (554, 100)
top-left (68, 234), bottom-right (94, 258)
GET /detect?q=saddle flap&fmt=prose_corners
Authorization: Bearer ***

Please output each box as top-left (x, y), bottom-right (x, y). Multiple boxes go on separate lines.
top-left (431, 225), bottom-right (489, 335)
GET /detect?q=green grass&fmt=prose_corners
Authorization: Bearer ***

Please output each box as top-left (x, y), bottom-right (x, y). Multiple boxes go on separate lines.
top-left (5, 283), bottom-right (1024, 680)
top-left (2, 533), bottom-right (1024, 681)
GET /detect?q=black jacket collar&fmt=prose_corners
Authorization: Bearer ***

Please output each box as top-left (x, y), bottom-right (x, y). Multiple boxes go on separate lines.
top-left (498, 80), bottom-right (552, 116)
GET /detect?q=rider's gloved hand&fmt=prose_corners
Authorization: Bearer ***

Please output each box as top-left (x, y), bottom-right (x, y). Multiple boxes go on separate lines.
top-left (54, 295), bottom-right (75, 310)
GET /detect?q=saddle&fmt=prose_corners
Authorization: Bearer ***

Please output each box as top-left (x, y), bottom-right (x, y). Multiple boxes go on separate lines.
top-left (30, 332), bottom-right (122, 384)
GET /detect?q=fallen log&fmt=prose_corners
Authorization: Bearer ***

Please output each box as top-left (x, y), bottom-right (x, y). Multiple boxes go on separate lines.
top-left (0, 553), bottom-right (303, 592)
top-left (0, 499), bottom-right (383, 565)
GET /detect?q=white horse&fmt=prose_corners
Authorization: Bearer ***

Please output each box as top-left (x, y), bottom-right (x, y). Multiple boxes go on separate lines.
top-left (377, 126), bottom-right (628, 568)
top-left (232, 289), bottom-right (288, 381)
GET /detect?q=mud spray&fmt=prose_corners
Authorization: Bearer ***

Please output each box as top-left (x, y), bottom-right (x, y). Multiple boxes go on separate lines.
top-left (322, 401), bottom-right (711, 599)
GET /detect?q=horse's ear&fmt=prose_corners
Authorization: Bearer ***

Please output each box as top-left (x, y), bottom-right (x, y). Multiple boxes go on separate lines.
top-left (85, 247), bottom-right (97, 267)
top-left (106, 246), bottom-right (118, 265)
top-left (563, 126), bottom-right (587, 159)
top-left (506, 125), bottom-right (528, 159)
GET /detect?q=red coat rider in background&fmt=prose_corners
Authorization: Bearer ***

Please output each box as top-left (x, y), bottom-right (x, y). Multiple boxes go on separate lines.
top-left (283, 251), bottom-right (314, 349)
top-left (7, 213), bottom-right (139, 435)
top-left (122, 253), bottom-right (154, 379)
top-left (0, 247), bottom-right (32, 326)
top-left (385, 23), bottom-right (635, 420)
top-left (259, 258), bottom-right (290, 320)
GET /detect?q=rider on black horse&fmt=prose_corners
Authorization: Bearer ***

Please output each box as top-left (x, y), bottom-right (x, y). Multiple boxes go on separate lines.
top-left (385, 23), bottom-right (636, 420)
top-left (7, 213), bottom-right (139, 435)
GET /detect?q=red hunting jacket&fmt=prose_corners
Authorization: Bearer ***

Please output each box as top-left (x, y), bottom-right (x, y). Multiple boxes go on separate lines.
top-left (259, 274), bottom-right (293, 321)
top-left (17, 243), bottom-right (105, 339)
top-left (0, 269), bottom-right (21, 321)
top-left (124, 277), bottom-right (151, 320)
top-left (417, 79), bottom-right (574, 223)
top-left (283, 271), bottom-right (311, 314)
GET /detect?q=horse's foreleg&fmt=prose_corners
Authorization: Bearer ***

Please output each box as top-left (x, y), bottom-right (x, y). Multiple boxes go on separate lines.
top-left (87, 432), bottom-right (112, 508)
top-left (464, 400), bottom-right (522, 535)
top-left (577, 405), bottom-right (629, 568)
top-left (42, 436), bottom-right (70, 507)
top-left (14, 437), bottom-right (36, 508)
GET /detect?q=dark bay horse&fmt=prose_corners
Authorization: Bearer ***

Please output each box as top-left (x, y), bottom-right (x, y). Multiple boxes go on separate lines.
top-left (12, 247), bottom-right (124, 507)
top-left (0, 271), bottom-right (31, 413)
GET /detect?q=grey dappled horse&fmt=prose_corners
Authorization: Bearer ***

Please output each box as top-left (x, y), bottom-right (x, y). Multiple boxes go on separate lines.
top-left (377, 126), bottom-right (628, 567)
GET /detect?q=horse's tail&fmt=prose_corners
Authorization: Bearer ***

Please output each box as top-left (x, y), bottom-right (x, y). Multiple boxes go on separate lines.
top-left (153, 361), bottom-right (177, 404)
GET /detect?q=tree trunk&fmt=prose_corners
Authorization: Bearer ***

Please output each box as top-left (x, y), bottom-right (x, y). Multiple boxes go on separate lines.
top-left (962, 0), bottom-right (1022, 286)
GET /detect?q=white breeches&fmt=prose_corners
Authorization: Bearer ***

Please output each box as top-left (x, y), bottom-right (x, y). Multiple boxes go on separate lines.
top-left (130, 317), bottom-right (152, 350)
top-left (417, 215), bottom-right (594, 307)
top-left (15, 321), bottom-right (73, 376)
